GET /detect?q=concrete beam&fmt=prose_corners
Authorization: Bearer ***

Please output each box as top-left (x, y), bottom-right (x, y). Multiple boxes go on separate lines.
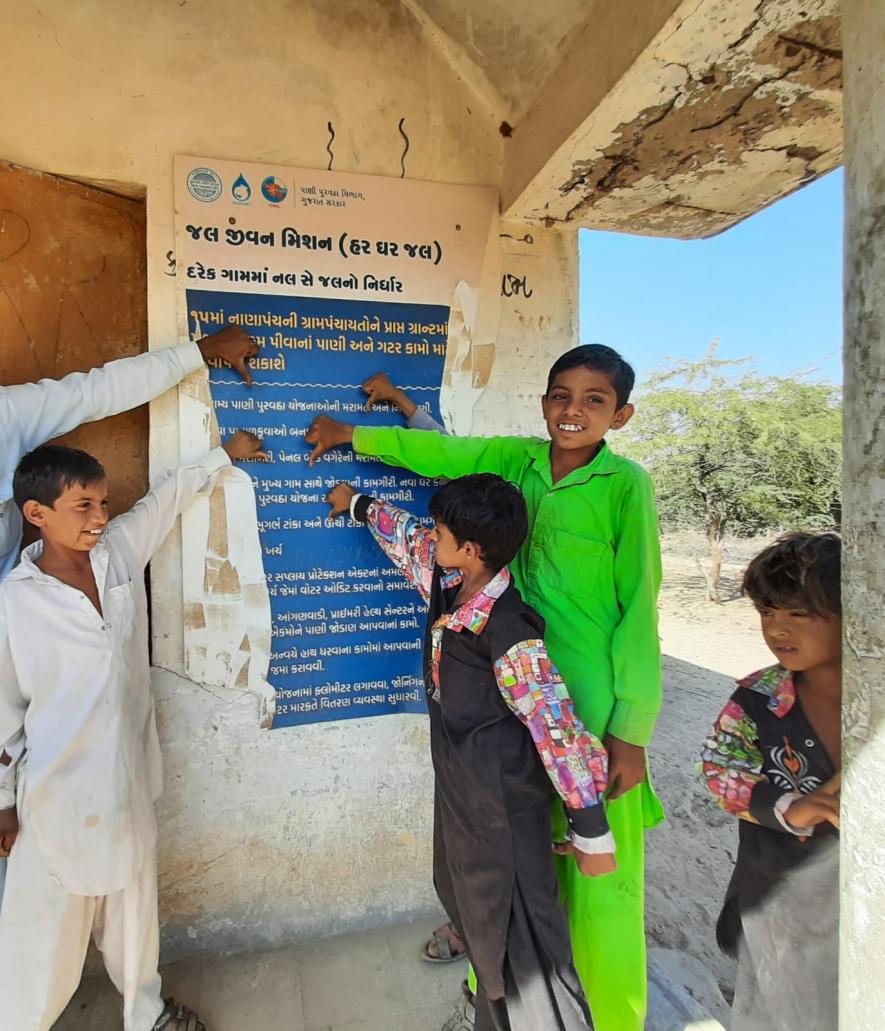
top-left (504, 0), bottom-right (842, 238)
top-left (840, 0), bottom-right (885, 1027)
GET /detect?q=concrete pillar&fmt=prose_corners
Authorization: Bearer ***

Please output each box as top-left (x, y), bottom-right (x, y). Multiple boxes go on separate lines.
top-left (840, 1), bottom-right (885, 1028)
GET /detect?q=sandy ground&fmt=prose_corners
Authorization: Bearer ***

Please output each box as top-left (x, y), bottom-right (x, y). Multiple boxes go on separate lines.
top-left (645, 533), bottom-right (775, 998)
top-left (657, 532), bottom-right (773, 678)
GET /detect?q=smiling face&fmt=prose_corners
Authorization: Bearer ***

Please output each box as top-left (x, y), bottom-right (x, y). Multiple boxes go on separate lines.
top-left (541, 365), bottom-right (634, 455)
top-left (23, 479), bottom-right (110, 553)
top-left (756, 603), bottom-right (842, 674)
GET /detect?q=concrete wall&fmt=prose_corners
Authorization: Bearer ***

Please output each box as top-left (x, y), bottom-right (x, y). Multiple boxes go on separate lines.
top-left (0, 0), bottom-right (578, 954)
top-left (840, 0), bottom-right (885, 1025)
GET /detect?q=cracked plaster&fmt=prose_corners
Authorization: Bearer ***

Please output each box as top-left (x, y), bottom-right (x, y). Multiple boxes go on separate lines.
top-left (509, 0), bottom-right (842, 238)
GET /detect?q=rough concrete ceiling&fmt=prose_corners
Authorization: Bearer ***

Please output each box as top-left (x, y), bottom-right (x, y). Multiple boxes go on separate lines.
top-left (408, 0), bottom-right (601, 120)
top-left (407, 0), bottom-right (843, 240)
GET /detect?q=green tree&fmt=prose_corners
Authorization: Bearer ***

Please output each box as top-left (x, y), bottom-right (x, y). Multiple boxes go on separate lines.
top-left (619, 345), bottom-right (842, 600)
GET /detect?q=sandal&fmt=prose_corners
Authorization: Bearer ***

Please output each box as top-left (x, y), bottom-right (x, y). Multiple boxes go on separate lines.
top-left (152, 999), bottom-right (208, 1031)
top-left (441, 980), bottom-right (475, 1031)
top-left (421, 921), bottom-right (468, 964)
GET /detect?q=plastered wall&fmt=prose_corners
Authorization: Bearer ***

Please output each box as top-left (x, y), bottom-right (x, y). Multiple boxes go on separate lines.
top-left (0, 0), bottom-right (578, 953)
top-left (840, 0), bottom-right (885, 1024)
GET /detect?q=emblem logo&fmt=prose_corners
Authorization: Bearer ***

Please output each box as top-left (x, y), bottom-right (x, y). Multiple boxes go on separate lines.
top-left (231, 173), bottom-right (252, 203)
top-left (186, 167), bottom-right (222, 203)
top-left (261, 175), bottom-right (288, 204)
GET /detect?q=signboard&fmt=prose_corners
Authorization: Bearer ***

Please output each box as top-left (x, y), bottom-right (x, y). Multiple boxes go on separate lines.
top-left (174, 156), bottom-right (497, 727)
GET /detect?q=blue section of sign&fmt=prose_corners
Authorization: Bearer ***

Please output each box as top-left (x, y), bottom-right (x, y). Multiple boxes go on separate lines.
top-left (187, 289), bottom-right (448, 728)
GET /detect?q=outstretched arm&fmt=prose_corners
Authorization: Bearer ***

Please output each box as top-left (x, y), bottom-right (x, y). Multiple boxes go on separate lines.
top-left (305, 415), bottom-right (529, 480)
top-left (106, 431), bottom-right (267, 572)
top-left (326, 483), bottom-right (437, 604)
top-left (0, 326), bottom-right (257, 469)
top-left (360, 372), bottom-right (447, 433)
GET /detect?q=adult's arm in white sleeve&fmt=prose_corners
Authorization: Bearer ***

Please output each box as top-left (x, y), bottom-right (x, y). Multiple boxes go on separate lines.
top-left (106, 447), bottom-right (232, 572)
top-left (0, 342), bottom-right (203, 459)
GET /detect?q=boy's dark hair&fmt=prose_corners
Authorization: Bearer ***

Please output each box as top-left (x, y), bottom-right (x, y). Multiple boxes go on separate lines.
top-left (742, 532), bottom-right (841, 618)
top-left (13, 445), bottom-right (106, 511)
top-left (545, 344), bottom-right (636, 409)
top-left (429, 473), bottom-right (528, 573)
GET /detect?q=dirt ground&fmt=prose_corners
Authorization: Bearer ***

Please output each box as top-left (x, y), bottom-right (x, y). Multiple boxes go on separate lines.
top-left (657, 532), bottom-right (773, 678)
top-left (645, 532), bottom-right (774, 998)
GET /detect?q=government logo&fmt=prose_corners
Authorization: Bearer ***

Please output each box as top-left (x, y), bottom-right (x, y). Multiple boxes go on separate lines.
top-left (261, 176), bottom-right (288, 204)
top-left (232, 173), bottom-right (252, 203)
top-left (186, 167), bottom-right (222, 203)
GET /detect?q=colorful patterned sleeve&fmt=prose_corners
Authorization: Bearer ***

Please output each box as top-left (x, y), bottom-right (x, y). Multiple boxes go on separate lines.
top-left (698, 696), bottom-right (766, 823)
top-left (362, 499), bottom-right (436, 604)
top-left (494, 639), bottom-right (610, 838)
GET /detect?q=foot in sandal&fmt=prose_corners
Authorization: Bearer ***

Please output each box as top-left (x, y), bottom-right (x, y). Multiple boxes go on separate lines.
top-left (421, 920), bottom-right (468, 963)
top-left (152, 998), bottom-right (208, 1031)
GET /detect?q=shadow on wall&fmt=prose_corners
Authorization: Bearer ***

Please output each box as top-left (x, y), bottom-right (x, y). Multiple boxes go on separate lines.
top-left (647, 655), bottom-right (739, 999)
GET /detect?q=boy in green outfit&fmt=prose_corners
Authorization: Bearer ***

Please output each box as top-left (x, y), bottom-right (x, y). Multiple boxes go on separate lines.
top-left (305, 344), bottom-right (664, 1031)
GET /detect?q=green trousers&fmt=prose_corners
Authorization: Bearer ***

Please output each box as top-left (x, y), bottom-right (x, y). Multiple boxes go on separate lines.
top-left (468, 784), bottom-right (662, 1031)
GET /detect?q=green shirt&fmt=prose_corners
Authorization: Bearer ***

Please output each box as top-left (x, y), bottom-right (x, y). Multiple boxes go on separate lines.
top-left (353, 427), bottom-right (663, 747)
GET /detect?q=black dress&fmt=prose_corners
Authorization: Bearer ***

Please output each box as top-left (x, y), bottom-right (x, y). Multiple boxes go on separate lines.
top-left (715, 680), bottom-right (839, 1031)
top-left (424, 567), bottom-right (593, 1031)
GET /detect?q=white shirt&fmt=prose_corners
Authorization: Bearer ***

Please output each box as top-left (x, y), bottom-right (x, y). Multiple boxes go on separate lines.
top-left (0, 342), bottom-right (204, 583)
top-left (0, 447), bottom-right (231, 894)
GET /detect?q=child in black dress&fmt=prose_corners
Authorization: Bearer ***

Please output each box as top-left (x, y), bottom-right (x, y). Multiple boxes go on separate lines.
top-left (700, 532), bottom-right (841, 1031)
top-left (327, 474), bottom-right (616, 1031)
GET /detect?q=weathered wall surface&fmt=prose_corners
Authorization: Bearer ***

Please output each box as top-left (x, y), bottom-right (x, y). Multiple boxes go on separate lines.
top-left (840, 0), bottom-right (885, 1025)
top-left (0, 0), bottom-right (579, 954)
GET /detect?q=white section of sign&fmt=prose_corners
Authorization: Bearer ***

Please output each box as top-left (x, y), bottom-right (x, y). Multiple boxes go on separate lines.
top-left (174, 156), bottom-right (498, 307)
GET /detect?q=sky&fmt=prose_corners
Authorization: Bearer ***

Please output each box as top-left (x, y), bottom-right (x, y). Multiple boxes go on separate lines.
top-left (578, 168), bottom-right (844, 385)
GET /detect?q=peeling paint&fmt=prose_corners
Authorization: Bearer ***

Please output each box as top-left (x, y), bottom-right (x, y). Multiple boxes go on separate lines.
top-left (178, 368), bottom-right (275, 726)
top-left (439, 280), bottom-right (484, 433)
top-left (438, 213), bottom-right (504, 433)
top-left (508, 0), bottom-right (842, 238)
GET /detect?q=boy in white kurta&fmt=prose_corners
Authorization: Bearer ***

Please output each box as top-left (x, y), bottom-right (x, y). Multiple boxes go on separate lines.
top-left (0, 430), bottom-right (264, 1030)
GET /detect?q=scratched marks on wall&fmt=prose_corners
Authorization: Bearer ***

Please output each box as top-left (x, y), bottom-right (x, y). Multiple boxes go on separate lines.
top-left (0, 209), bottom-right (31, 262)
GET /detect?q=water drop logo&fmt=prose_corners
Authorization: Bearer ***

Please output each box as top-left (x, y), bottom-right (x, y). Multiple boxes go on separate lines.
top-left (261, 175), bottom-right (288, 204)
top-left (231, 173), bottom-right (252, 204)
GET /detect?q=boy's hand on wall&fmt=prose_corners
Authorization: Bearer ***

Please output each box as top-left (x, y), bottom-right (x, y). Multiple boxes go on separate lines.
top-left (554, 840), bottom-right (617, 877)
top-left (223, 430), bottom-right (269, 461)
top-left (197, 326), bottom-right (259, 386)
top-left (362, 372), bottom-right (398, 408)
top-left (604, 734), bottom-right (646, 799)
top-left (361, 372), bottom-right (416, 418)
top-left (0, 806), bottom-right (19, 858)
top-left (326, 482), bottom-right (357, 516)
top-left (305, 415), bottom-right (355, 466)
